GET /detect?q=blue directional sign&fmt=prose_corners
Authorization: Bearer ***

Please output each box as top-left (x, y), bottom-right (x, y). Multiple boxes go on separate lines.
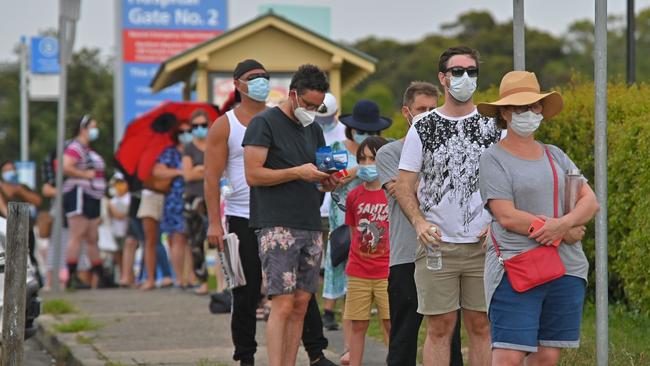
top-left (30, 37), bottom-right (60, 74)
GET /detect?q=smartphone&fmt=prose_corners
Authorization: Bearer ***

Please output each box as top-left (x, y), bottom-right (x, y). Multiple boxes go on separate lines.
top-left (528, 218), bottom-right (561, 247)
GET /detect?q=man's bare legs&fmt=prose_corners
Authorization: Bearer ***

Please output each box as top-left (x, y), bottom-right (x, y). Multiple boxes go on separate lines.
top-left (348, 319), bottom-right (369, 366)
top-left (120, 236), bottom-right (138, 286)
top-left (463, 309), bottom-right (491, 366)
top-left (266, 290), bottom-right (312, 366)
top-left (422, 311), bottom-right (456, 366)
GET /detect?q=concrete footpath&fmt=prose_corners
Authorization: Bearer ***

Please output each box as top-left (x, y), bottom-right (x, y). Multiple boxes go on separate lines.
top-left (35, 289), bottom-right (388, 365)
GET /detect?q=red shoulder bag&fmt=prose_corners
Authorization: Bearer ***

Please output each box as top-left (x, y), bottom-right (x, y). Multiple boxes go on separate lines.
top-left (490, 146), bottom-right (566, 292)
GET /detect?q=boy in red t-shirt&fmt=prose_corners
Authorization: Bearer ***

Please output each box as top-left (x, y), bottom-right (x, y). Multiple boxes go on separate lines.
top-left (344, 136), bottom-right (390, 366)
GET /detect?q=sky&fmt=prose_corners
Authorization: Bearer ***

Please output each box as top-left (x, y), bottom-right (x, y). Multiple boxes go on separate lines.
top-left (1, 0), bottom-right (650, 62)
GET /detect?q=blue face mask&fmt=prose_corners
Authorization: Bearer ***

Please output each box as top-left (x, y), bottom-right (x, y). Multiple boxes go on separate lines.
top-left (352, 131), bottom-right (372, 144)
top-left (179, 132), bottom-right (193, 145)
top-left (2, 170), bottom-right (18, 184)
top-left (241, 77), bottom-right (270, 102)
top-left (88, 127), bottom-right (100, 142)
top-left (357, 164), bottom-right (378, 182)
top-left (192, 125), bottom-right (208, 139)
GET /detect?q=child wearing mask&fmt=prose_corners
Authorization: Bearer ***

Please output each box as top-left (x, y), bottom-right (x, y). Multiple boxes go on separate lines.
top-left (108, 173), bottom-right (130, 282)
top-left (343, 136), bottom-right (390, 366)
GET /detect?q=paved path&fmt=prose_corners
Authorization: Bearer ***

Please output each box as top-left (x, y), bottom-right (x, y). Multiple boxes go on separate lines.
top-left (36, 288), bottom-right (388, 365)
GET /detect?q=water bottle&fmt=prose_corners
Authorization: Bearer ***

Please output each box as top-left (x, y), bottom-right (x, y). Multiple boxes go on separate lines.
top-left (564, 169), bottom-right (583, 213)
top-left (220, 177), bottom-right (233, 198)
top-left (425, 245), bottom-right (442, 271)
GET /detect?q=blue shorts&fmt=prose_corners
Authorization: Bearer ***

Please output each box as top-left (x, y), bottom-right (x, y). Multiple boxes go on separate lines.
top-left (489, 274), bottom-right (586, 352)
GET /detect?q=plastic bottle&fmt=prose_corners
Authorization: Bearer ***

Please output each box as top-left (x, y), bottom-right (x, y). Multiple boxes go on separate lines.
top-left (425, 245), bottom-right (442, 271)
top-left (220, 177), bottom-right (233, 198)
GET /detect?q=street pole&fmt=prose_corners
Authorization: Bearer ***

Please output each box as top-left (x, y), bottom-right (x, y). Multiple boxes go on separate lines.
top-left (513, 0), bottom-right (525, 70)
top-left (20, 36), bottom-right (29, 162)
top-left (594, 0), bottom-right (609, 365)
top-left (113, 0), bottom-right (124, 151)
top-left (627, 0), bottom-right (636, 85)
top-left (52, 0), bottom-right (81, 291)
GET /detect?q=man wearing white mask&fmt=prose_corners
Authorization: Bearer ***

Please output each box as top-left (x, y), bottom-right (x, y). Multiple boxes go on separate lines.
top-left (396, 47), bottom-right (500, 366)
top-left (243, 64), bottom-right (340, 366)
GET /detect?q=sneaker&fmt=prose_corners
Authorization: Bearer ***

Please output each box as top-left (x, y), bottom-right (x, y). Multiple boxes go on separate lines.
top-left (322, 310), bottom-right (339, 331)
top-left (66, 275), bottom-right (90, 290)
top-left (310, 355), bottom-right (337, 366)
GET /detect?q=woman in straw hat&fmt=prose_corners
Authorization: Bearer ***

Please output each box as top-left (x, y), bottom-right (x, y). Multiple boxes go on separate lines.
top-left (477, 71), bottom-right (599, 365)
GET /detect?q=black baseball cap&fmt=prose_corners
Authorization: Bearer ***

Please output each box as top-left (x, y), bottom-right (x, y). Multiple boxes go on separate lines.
top-left (233, 59), bottom-right (266, 102)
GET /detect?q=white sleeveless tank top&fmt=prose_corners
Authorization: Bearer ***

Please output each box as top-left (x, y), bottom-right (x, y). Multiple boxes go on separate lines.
top-left (224, 110), bottom-right (250, 219)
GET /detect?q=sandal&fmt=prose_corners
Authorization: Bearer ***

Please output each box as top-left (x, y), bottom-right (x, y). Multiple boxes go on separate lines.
top-left (340, 350), bottom-right (350, 365)
top-left (256, 304), bottom-right (271, 321)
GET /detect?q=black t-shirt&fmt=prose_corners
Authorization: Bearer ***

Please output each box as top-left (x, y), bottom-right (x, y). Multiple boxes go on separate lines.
top-left (242, 107), bottom-right (325, 231)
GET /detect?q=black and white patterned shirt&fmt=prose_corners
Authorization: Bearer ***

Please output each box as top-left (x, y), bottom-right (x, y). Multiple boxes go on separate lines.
top-left (399, 109), bottom-right (500, 243)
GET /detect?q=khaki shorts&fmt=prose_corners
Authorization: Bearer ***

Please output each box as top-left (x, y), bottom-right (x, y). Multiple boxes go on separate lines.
top-left (414, 241), bottom-right (486, 315)
top-left (344, 276), bottom-right (390, 320)
top-left (136, 191), bottom-right (164, 221)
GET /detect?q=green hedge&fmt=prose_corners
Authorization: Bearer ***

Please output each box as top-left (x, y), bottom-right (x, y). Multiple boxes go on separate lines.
top-left (378, 80), bottom-right (650, 313)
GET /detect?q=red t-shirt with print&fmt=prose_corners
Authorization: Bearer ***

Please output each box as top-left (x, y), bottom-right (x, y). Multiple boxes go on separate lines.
top-left (344, 184), bottom-right (390, 279)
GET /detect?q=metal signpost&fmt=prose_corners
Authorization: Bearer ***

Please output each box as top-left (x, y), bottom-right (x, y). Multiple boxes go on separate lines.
top-left (19, 37), bottom-right (29, 162)
top-left (52, 0), bottom-right (81, 291)
top-left (594, 0), bottom-right (609, 364)
top-left (513, 0), bottom-right (525, 70)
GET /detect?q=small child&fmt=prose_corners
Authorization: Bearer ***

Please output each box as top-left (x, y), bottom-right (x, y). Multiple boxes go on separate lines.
top-left (344, 136), bottom-right (390, 366)
top-left (108, 173), bottom-right (130, 281)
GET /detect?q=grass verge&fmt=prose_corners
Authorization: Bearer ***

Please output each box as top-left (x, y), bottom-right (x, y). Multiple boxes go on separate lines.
top-left (42, 298), bottom-right (77, 315)
top-left (54, 317), bottom-right (103, 333)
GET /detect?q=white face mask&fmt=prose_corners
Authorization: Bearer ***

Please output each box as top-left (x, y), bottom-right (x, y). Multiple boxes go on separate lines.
top-left (292, 93), bottom-right (316, 127)
top-left (447, 72), bottom-right (477, 102)
top-left (510, 111), bottom-right (544, 137)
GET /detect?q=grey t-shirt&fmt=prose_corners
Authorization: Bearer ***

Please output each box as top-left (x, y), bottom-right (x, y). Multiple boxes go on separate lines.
top-left (479, 142), bottom-right (589, 311)
top-left (376, 140), bottom-right (419, 267)
top-left (183, 141), bottom-right (205, 199)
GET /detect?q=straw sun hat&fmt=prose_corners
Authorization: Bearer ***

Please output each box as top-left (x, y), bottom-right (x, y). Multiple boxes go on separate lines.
top-left (477, 71), bottom-right (563, 119)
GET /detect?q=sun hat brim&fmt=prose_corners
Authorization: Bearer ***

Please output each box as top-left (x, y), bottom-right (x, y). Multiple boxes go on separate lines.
top-left (477, 91), bottom-right (563, 119)
top-left (339, 114), bottom-right (392, 132)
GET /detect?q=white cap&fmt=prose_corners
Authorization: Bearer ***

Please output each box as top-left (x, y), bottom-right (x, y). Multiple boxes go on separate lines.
top-left (316, 93), bottom-right (338, 117)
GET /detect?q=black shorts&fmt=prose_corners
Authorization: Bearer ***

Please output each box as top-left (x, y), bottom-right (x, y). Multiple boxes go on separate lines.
top-left (63, 187), bottom-right (100, 219)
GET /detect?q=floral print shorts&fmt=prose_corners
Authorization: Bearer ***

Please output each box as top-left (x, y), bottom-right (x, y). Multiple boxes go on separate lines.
top-left (257, 227), bottom-right (323, 296)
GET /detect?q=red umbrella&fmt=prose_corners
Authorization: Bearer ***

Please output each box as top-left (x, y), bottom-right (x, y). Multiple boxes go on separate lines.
top-left (115, 101), bottom-right (220, 183)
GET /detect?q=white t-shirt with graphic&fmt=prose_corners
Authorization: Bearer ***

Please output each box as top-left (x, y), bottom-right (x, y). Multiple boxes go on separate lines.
top-left (398, 108), bottom-right (500, 243)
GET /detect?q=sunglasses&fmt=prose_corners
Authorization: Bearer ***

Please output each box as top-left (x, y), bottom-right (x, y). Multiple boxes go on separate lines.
top-left (243, 72), bottom-right (270, 81)
top-left (445, 66), bottom-right (479, 78)
top-left (179, 128), bottom-right (192, 133)
top-left (191, 123), bottom-right (208, 130)
top-left (296, 93), bottom-right (324, 111)
top-left (511, 102), bottom-right (543, 114)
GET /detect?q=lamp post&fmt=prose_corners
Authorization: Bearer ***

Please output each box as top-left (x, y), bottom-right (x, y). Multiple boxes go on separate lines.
top-left (52, 0), bottom-right (81, 291)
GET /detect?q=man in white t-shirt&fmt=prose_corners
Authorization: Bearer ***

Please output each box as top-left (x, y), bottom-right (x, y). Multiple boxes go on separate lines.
top-left (396, 46), bottom-right (500, 366)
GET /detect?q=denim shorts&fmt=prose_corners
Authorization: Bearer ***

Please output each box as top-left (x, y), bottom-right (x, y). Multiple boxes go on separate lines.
top-left (489, 274), bottom-right (586, 353)
top-left (257, 227), bottom-right (323, 297)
